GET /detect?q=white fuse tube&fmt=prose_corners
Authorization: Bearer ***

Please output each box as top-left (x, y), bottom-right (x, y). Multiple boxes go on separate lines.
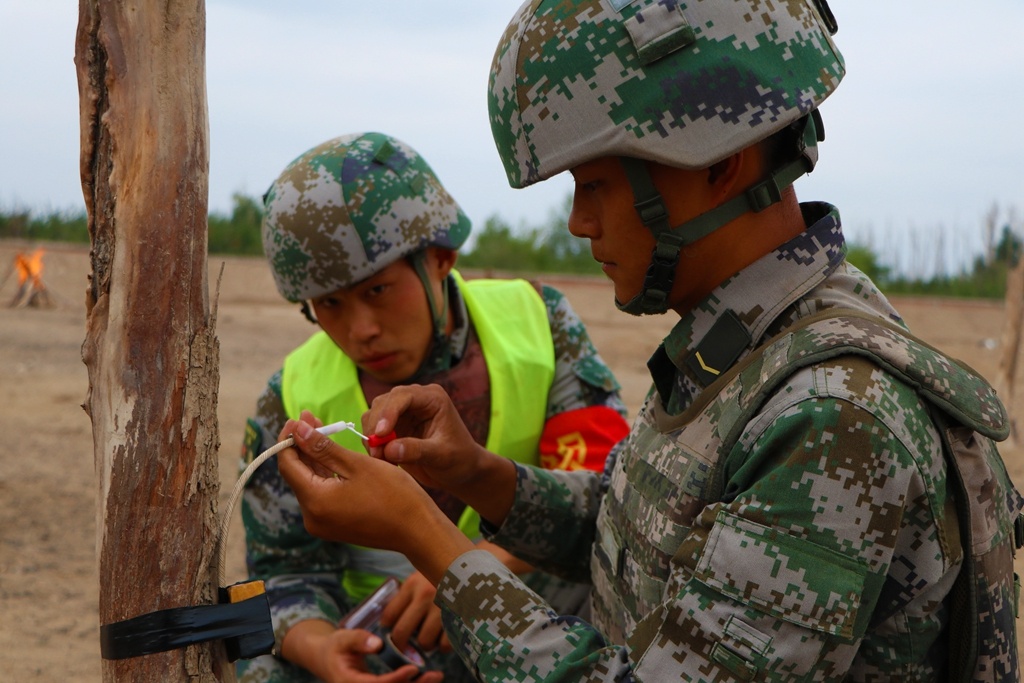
top-left (217, 421), bottom-right (361, 586)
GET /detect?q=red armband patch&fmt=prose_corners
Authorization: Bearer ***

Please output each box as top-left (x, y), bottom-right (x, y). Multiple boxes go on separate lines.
top-left (539, 406), bottom-right (629, 472)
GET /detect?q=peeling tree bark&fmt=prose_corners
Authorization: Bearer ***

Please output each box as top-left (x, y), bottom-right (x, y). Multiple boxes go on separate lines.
top-left (75, 1), bottom-right (226, 680)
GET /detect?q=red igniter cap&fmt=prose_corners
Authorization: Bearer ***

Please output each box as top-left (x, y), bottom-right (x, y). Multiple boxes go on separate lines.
top-left (366, 431), bottom-right (397, 448)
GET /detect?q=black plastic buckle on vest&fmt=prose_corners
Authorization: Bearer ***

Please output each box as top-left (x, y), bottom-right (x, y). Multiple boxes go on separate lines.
top-left (1015, 514), bottom-right (1024, 550)
top-left (99, 580), bottom-right (275, 662)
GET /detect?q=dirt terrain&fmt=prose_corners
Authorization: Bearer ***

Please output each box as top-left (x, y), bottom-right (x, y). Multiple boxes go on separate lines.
top-left (1, 240), bottom-right (1021, 681)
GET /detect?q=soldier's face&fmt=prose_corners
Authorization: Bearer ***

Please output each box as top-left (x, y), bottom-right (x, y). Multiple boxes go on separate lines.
top-left (568, 157), bottom-right (655, 305)
top-left (568, 157), bottom-right (712, 309)
top-left (310, 256), bottom-right (444, 383)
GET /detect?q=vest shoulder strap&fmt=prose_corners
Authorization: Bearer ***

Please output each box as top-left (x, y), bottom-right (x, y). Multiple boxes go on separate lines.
top-left (666, 308), bottom-right (1007, 444)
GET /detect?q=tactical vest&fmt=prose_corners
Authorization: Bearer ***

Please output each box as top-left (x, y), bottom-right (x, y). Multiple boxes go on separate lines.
top-left (592, 309), bottom-right (1022, 682)
top-left (282, 272), bottom-right (555, 598)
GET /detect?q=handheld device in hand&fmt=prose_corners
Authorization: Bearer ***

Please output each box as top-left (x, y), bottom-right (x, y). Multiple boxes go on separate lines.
top-left (339, 577), bottom-right (432, 676)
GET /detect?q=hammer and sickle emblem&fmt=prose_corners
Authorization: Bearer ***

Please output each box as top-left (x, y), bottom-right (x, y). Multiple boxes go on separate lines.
top-left (541, 432), bottom-right (588, 471)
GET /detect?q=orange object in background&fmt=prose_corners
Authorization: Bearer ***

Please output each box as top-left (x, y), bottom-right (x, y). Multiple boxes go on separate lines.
top-left (7, 248), bottom-right (53, 308)
top-left (15, 249), bottom-right (44, 285)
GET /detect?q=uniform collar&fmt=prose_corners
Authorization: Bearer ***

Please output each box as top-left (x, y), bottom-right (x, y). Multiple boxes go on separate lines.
top-left (649, 202), bottom-right (846, 411)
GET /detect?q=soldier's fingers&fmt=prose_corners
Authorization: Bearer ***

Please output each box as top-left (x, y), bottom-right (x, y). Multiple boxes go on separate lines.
top-left (298, 409), bottom-right (323, 430)
top-left (379, 581), bottom-right (414, 628)
top-left (363, 386), bottom-right (417, 438)
top-left (330, 628), bottom-right (382, 656)
top-left (291, 420), bottom-right (355, 474)
top-left (415, 608), bottom-right (445, 652)
top-left (388, 594), bottom-right (430, 651)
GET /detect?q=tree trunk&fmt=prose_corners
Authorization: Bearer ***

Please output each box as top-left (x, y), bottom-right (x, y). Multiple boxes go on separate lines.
top-left (75, 1), bottom-right (226, 680)
top-left (997, 255), bottom-right (1024, 447)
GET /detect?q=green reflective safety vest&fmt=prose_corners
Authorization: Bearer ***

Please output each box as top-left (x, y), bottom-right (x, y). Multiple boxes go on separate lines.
top-left (281, 270), bottom-right (555, 599)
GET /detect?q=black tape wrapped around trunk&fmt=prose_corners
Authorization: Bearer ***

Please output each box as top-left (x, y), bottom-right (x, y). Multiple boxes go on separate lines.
top-left (100, 593), bottom-right (274, 661)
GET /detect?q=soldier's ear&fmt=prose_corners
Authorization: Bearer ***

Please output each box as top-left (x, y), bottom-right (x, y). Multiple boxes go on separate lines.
top-left (706, 150), bottom-right (743, 189)
top-left (707, 147), bottom-right (768, 207)
top-left (427, 247), bottom-right (458, 280)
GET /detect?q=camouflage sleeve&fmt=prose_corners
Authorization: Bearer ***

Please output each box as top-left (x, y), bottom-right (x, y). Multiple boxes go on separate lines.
top-left (484, 458), bottom-right (611, 584)
top-left (241, 370), bottom-right (348, 648)
top-left (441, 364), bottom-right (956, 680)
top-left (539, 283), bottom-right (627, 419)
top-left (437, 550), bottom-right (633, 682)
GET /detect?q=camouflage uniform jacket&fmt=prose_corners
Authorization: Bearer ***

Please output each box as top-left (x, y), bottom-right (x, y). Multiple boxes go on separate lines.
top-left (241, 277), bottom-right (627, 650)
top-left (436, 202), bottom-right (1022, 681)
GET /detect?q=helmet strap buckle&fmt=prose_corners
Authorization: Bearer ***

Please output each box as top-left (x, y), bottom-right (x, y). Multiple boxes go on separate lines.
top-left (621, 156), bottom-right (672, 237)
top-left (409, 251), bottom-right (454, 377)
top-left (634, 194), bottom-right (671, 231)
top-left (746, 177), bottom-right (783, 213)
top-left (639, 232), bottom-right (684, 313)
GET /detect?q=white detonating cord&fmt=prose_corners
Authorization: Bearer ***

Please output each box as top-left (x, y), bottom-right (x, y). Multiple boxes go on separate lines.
top-left (217, 420), bottom-right (369, 586)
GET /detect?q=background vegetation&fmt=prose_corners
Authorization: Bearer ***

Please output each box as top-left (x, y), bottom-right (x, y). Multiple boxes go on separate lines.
top-left (1, 195), bottom-right (1020, 299)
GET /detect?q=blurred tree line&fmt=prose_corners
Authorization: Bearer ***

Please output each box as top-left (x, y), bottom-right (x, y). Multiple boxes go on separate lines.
top-left (0, 193), bottom-right (265, 256)
top-left (1, 195), bottom-right (1020, 299)
top-left (458, 195), bottom-right (600, 275)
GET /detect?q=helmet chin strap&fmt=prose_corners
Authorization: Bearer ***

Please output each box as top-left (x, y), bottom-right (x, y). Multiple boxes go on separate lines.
top-left (616, 112), bottom-right (823, 316)
top-left (409, 250), bottom-right (453, 378)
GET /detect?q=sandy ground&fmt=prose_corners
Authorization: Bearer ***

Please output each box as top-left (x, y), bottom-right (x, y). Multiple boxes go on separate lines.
top-left (0, 240), bottom-right (1021, 681)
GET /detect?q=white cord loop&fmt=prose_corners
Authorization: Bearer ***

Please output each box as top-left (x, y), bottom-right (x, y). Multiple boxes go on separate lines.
top-left (216, 421), bottom-right (360, 585)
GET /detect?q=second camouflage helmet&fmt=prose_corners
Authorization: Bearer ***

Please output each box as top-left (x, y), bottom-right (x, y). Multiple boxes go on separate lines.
top-left (489, 0), bottom-right (844, 188)
top-left (262, 132), bottom-right (471, 302)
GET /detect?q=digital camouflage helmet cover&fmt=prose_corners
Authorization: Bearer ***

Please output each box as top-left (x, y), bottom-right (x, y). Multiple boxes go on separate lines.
top-left (262, 132), bottom-right (471, 304)
top-left (489, 0), bottom-right (844, 314)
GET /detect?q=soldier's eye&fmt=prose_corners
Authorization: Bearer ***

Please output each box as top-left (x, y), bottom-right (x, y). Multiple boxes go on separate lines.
top-left (316, 296), bottom-right (340, 309)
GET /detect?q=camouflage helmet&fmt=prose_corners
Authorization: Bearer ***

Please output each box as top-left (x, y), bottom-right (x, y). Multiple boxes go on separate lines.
top-left (262, 132), bottom-right (471, 302)
top-left (489, 0), bottom-right (844, 188)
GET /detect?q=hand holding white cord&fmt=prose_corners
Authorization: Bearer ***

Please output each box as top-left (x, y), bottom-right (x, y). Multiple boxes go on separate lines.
top-left (217, 419), bottom-right (394, 586)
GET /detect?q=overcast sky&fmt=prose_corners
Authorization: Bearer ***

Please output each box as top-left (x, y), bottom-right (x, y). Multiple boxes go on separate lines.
top-left (2, 1), bottom-right (1022, 274)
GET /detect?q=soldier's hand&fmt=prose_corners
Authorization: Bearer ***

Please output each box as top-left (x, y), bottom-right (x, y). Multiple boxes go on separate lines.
top-left (380, 571), bottom-right (451, 654)
top-left (278, 414), bottom-right (432, 550)
top-left (304, 626), bottom-right (442, 683)
top-left (363, 384), bottom-right (491, 494)
top-left (278, 411), bottom-right (475, 584)
top-left (364, 385), bottom-right (519, 529)
top-left (282, 619), bottom-right (443, 683)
